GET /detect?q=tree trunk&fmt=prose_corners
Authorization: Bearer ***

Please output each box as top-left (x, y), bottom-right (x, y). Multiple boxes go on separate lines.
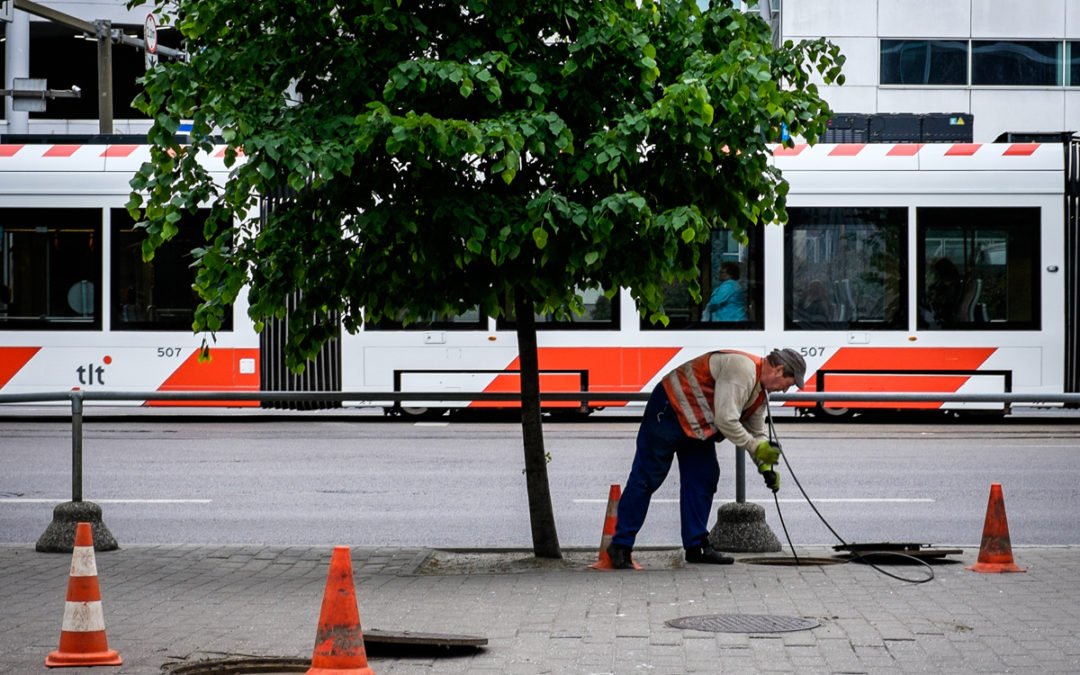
top-left (514, 294), bottom-right (562, 559)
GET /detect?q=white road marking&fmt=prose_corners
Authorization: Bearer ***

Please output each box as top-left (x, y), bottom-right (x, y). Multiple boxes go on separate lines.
top-left (573, 498), bottom-right (934, 504)
top-left (0, 498), bottom-right (212, 504)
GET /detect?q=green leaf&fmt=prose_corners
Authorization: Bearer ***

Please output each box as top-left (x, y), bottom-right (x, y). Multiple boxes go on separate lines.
top-left (500, 150), bottom-right (519, 184)
top-left (129, 0), bottom-right (840, 459)
top-left (288, 173), bottom-right (306, 192)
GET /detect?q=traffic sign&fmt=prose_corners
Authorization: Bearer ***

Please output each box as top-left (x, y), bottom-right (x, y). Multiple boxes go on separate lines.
top-left (144, 13), bottom-right (159, 70)
top-left (144, 13), bottom-right (158, 54)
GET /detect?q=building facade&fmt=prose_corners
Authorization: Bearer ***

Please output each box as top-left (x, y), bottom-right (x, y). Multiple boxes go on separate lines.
top-left (781, 0), bottom-right (1080, 141)
top-left (2, 0), bottom-right (163, 137)
top-left (4, 1), bottom-right (1079, 140)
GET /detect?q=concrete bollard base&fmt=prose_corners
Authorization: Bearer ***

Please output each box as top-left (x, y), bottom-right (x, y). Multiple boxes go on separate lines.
top-left (35, 501), bottom-right (119, 553)
top-left (708, 501), bottom-right (782, 553)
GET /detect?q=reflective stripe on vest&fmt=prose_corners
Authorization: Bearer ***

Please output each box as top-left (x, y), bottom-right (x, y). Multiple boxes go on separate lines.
top-left (661, 350), bottom-right (764, 440)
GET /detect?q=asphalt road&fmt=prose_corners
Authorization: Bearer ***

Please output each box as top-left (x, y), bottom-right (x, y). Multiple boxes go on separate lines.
top-left (2, 413), bottom-right (1078, 550)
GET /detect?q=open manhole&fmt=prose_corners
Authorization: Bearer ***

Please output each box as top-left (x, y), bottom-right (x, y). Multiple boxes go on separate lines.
top-left (666, 614), bottom-right (820, 633)
top-left (163, 657), bottom-right (309, 674)
top-left (740, 556), bottom-right (845, 566)
top-left (163, 631), bottom-right (487, 674)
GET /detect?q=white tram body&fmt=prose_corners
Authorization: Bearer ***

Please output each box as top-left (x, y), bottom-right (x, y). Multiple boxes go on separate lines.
top-left (0, 140), bottom-right (1068, 412)
top-left (0, 144), bottom-right (259, 405)
top-left (343, 141), bottom-right (1067, 414)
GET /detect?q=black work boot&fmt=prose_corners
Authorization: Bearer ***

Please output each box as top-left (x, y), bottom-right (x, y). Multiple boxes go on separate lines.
top-left (685, 540), bottom-right (734, 565)
top-left (606, 542), bottom-right (635, 569)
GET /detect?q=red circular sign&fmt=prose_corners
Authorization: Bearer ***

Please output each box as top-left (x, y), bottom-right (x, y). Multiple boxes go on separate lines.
top-left (144, 14), bottom-right (158, 54)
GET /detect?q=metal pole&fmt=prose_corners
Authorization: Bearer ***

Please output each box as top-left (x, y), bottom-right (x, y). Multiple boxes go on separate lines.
top-left (95, 19), bottom-right (113, 135)
top-left (70, 389), bottom-right (83, 502)
top-left (735, 447), bottom-right (746, 503)
top-left (13, 0), bottom-right (96, 33)
top-left (3, 9), bottom-right (30, 134)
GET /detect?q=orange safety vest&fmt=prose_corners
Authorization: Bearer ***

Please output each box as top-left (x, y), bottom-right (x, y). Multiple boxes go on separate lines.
top-left (661, 350), bottom-right (765, 440)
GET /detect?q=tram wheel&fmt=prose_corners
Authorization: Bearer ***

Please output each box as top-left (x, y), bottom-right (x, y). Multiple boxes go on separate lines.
top-left (814, 403), bottom-right (854, 421)
top-left (546, 408), bottom-right (594, 422)
top-left (398, 406), bottom-right (449, 420)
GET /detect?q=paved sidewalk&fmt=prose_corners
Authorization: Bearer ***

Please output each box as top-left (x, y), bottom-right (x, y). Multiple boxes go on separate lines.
top-left (1, 544), bottom-right (1079, 674)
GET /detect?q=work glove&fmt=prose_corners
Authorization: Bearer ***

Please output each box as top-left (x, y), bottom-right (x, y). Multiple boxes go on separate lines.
top-left (751, 441), bottom-right (781, 469)
top-left (760, 466), bottom-right (781, 493)
top-left (751, 441), bottom-right (782, 493)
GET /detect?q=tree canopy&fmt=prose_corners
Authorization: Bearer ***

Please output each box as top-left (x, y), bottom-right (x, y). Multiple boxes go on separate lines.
top-left (127, 0), bottom-right (843, 557)
top-left (129, 0), bottom-right (842, 359)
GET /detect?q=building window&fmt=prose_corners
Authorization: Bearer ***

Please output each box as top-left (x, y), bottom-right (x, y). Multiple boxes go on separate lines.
top-left (881, 40), bottom-right (968, 85)
top-left (785, 208), bottom-right (907, 331)
top-left (971, 40), bottom-right (1062, 86)
top-left (21, 23), bottom-right (180, 121)
top-left (1068, 42), bottom-right (1080, 87)
top-left (917, 208), bottom-right (1040, 330)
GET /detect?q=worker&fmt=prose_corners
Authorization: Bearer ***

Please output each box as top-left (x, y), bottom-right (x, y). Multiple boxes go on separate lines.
top-left (607, 348), bottom-right (805, 568)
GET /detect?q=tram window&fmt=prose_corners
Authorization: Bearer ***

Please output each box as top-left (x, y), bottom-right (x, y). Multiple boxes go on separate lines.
top-left (365, 307), bottom-right (485, 331)
top-left (917, 208), bottom-right (1039, 330)
top-left (497, 286), bottom-right (618, 330)
top-left (111, 208), bottom-right (233, 331)
top-left (641, 228), bottom-right (763, 330)
top-left (0, 208), bottom-right (102, 330)
top-left (785, 208), bottom-right (906, 331)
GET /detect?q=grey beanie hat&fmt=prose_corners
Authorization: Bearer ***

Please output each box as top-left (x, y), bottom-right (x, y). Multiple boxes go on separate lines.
top-left (771, 348), bottom-right (806, 389)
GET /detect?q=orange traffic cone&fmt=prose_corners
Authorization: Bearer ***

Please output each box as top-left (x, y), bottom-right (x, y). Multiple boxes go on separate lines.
top-left (966, 483), bottom-right (1025, 573)
top-left (46, 521), bottom-right (122, 668)
top-left (590, 484), bottom-right (642, 570)
top-left (307, 546), bottom-right (374, 675)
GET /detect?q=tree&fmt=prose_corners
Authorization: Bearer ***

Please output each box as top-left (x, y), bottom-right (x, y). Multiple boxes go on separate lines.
top-left (127, 0), bottom-right (844, 558)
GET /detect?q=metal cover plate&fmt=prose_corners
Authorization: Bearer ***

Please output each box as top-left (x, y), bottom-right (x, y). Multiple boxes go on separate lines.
top-left (364, 629), bottom-right (488, 648)
top-left (666, 614), bottom-right (820, 634)
top-left (834, 543), bottom-right (963, 560)
top-left (834, 542), bottom-right (931, 552)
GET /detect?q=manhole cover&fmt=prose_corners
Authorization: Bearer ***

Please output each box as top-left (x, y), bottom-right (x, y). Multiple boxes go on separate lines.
top-left (666, 614), bottom-right (820, 634)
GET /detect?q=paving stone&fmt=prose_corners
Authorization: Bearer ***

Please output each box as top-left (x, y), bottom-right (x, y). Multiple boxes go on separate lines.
top-left (1, 546), bottom-right (1079, 674)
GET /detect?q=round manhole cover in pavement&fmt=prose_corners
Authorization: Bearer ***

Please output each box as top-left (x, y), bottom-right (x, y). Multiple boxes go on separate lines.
top-left (666, 614), bottom-right (820, 634)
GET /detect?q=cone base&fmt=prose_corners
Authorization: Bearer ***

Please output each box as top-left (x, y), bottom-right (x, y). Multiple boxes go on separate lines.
top-left (589, 559), bottom-right (643, 571)
top-left (966, 561), bottom-right (1025, 573)
top-left (46, 648), bottom-right (122, 668)
top-left (306, 666), bottom-right (375, 675)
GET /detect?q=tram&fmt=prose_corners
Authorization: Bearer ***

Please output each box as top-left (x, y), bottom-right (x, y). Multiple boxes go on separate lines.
top-left (1, 137), bottom-right (1075, 416)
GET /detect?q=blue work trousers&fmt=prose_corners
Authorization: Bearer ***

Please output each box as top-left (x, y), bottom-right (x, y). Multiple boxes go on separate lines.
top-left (613, 385), bottom-right (719, 550)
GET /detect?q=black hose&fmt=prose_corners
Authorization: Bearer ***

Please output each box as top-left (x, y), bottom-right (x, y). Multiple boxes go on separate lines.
top-left (764, 394), bottom-right (934, 584)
